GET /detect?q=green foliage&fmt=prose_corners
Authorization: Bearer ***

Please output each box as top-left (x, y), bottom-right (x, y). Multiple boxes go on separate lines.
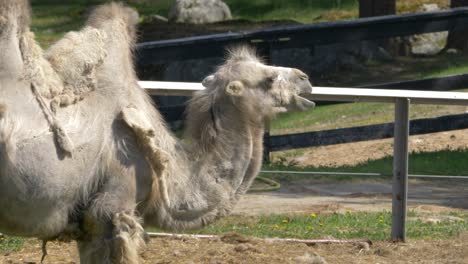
top-left (225, 0), bottom-right (358, 22)
top-left (425, 57), bottom-right (468, 78)
top-left (30, 0), bottom-right (173, 47)
top-left (0, 236), bottom-right (24, 254)
top-left (151, 211), bottom-right (468, 241)
top-left (270, 97), bottom-right (468, 136)
top-left (267, 149), bottom-right (468, 182)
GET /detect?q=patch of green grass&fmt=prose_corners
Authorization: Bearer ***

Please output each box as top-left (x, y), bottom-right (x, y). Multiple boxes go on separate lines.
top-left (267, 149), bottom-right (468, 182)
top-left (226, 0), bottom-right (359, 23)
top-left (425, 59), bottom-right (468, 78)
top-left (30, 0), bottom-right (173, 47)
top-left (0, 236), bottom-right (24, 254)
top-left (270, 97), bottom-right (468, 135)
top-left (271, 102), bottom-right (393, 135)
top-left (151, 211), bottom-right (468, 241)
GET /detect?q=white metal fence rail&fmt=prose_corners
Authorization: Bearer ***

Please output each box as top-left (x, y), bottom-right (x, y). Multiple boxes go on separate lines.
top-left (140, 81), bottom-right (468, 242)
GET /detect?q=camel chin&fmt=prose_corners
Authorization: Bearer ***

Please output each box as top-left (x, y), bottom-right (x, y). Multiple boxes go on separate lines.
top-left (287, 95), bottom-right (316, 112)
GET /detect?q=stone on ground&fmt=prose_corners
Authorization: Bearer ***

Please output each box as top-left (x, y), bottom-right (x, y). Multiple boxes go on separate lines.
top-left (169, 0), bottom-right (232, 24)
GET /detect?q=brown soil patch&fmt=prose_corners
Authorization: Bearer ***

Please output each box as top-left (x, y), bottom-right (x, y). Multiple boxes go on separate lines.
top-left (3, 233), bottom-right (468, 264)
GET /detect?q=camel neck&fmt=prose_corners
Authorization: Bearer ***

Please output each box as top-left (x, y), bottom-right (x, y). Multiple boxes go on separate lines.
top-left (147, 107), bottom-right (265, 230)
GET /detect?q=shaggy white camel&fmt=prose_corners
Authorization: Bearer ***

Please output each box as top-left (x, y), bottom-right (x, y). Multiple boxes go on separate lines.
top-left (0, 1), bottom-right (314, 263)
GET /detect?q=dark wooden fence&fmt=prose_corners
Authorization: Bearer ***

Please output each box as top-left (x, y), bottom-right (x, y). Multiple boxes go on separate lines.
top-left (136, 7), bottom-right (468, 64)
top-left (270, 113), bottom-right (468, 151)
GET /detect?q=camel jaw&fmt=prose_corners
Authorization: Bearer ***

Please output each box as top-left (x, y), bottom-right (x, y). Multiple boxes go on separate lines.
top-left (286, 94), bottom-right (315, 112)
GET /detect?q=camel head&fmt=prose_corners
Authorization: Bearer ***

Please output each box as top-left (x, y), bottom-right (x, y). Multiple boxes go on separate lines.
top-left (202, 46), bottom-right (315, 120)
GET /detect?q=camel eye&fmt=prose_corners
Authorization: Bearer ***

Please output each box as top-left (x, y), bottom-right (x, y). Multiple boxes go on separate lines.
top-left (300, 75), bottom-right (308, 80)
top-left (263, 76), bottom-right (276, 89)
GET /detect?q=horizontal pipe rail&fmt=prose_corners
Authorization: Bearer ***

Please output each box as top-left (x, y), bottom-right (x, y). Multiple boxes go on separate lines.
top-left (260, 170), bottom-right (468, 179)
top-left (140, 81), bottom-right (468, 106)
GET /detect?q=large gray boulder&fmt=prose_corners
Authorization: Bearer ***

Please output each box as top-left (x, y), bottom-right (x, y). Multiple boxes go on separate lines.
top-left (168, 0), bottom-right (232, 24)
top-left (409, 4), bottom-right (448, 56)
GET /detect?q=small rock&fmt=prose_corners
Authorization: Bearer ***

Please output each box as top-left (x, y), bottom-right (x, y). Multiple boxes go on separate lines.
top-left (150, 15), bottom-right (169, 23)
top-left (294, 253), bottom-right (328, 264)
top-left (356, 242), bottom-right (371, 252)
top-left (421, 4), bottom-right (440, 12)
top-left (169, 0), bottom-right (232, 24)
top-left (374, 248), bottom-right (391, 257)
top-left (234, 243), bottom-right (260, 253)
top-left (172, 250), bottom-right (183, 257)
top-left (234, 244), bottom-right (250, 252)
top-left (221, 232), bottom-right (252, 244)
top-left (446, 48), bottom-right (459, 55)
top-left (207, 249), bottom-right (218, 256)
top-left (409, 215), bottom-right (465, 224)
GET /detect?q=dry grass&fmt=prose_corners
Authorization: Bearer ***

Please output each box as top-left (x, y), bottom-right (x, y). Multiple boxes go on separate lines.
top-left (3, 232), bottom-right (468, 263)
top-left (319, 9), bottom-right (357, 21)
top-left (397, 0), bottom-right (450, 14)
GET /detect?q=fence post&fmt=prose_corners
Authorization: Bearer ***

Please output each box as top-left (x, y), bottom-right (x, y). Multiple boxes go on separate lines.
top-left (263, 120), bottom-right (271, 164)
top-left (260, 43), bottom-right (273, 164)
top-left (392, 98), bottom-right (410, 242)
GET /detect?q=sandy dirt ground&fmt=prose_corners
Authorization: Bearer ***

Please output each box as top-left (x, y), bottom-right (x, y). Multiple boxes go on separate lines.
top-left (2, 232), bottom-right (468, 264)
top-left (2, 130), bottom-right (468, 264)
top-left (3, 176), bottom-right (467, 264)
top-left (277, 128), bottom-right (468, 168)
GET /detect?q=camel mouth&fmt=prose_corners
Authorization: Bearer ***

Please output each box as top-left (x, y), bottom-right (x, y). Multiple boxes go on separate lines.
top-left (286, 94), bottom-right (315, 112)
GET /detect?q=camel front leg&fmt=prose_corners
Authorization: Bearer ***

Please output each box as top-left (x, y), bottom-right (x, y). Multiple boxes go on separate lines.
top-left (110, 212), bottom-right (147, 264)
top-left (77, 211), bottom-right (147, 264)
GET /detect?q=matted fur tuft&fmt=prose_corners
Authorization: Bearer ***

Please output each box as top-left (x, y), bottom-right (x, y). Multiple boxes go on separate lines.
top-left (185, 88), bottom-right (265, 155)
top-left (86, 2), bottom-right (139, 46)
top-left (225, 45), bottom-right (262, 64)
top-left (46, 27), bottom-right (107, 111)
top-left (110, 212), bottom-right (147, 264)
top-left (0, 0), bottom-right (31, 34)
top-left (185, 91), bottom-right (220, 153)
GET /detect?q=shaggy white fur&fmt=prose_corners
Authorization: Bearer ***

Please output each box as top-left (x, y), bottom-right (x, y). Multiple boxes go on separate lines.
top-left (46, 27), bottom-right (107, 112)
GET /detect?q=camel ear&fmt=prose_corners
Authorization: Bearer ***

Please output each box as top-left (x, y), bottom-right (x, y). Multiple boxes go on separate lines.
top-left (225, 81), bottom-right (244, 97)
top-left (202, 75), bottom-right (216, 88)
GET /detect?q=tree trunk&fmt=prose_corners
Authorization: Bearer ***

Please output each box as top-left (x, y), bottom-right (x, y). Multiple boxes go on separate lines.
top-left (359, 0), bottom-right (396, 17)
top-left (446, 0), bottom-right (468, 51)
top-left (359, 0), bottom-right (399, 55)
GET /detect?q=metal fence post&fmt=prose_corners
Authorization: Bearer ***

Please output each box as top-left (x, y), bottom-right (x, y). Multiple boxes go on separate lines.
top-left (392, 98), bottom-right (410, 242)
top-left (263, 120), bottom-right (271, 164)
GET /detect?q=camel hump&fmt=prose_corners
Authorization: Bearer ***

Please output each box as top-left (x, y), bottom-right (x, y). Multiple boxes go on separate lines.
top-left (0, 0), bottom-right (31, 35)
top-left (86, 2), bottom-right (139, 41)
top-left (46, 26), bottom-right (108, 106)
